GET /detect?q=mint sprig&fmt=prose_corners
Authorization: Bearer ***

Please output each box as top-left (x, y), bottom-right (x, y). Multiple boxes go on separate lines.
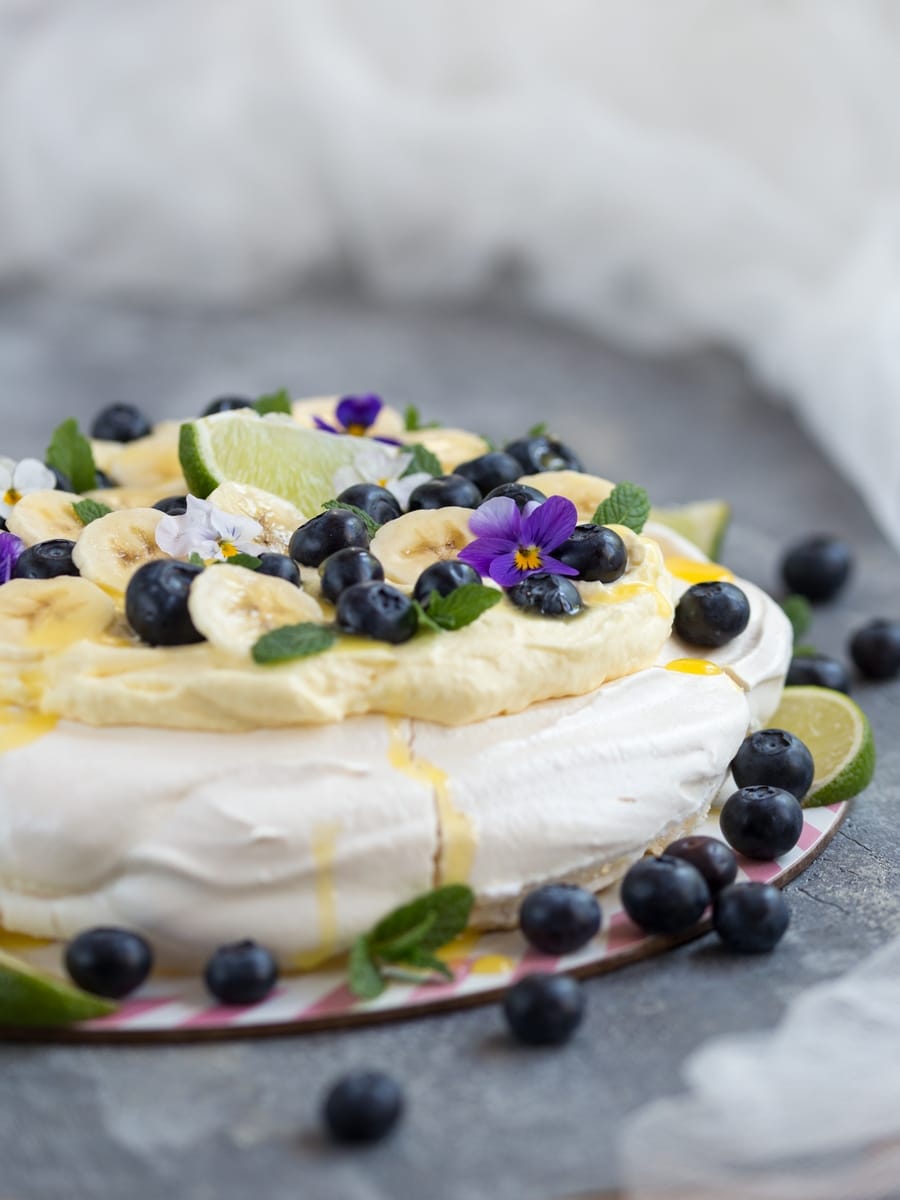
top-left (219, 553), bottom-right (263, 570)
top-left (348, 885), bottom-right (475, 999)
top-left (321, 499), bottom-right (381, 537)
top-left (527, 421), bottom-right (549, 437)
top-left (72, 498), bottom-right (113, 526)
top-left (401, 443), bottom-right (442, 479)
top-left (46, 418), bottom-right (97, 494)
top-left (253, 388), bottom-right (292, 416)
top-left (416, 583), bottom-right (501, 634)
top-left (252, 622), bottom-right (337, 664)
top-left (403, 404), bottom-right (439, 432)
top-left (591, 482), bottom-right (651, 534)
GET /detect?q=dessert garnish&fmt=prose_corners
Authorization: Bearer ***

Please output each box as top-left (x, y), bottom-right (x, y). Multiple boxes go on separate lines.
top-left (713, 883), bottom-right (790, 954)
top-left (518, 884), bottom-right (601, 956)
top-left (331, 441), bottom-right (432, 509)
top-left (458, 494), bottom-right (579, 587)
top-left (589, 480), bottom-right (651, 533)
top-left (674, 580), bottom-right (751, 647)
top-left (620, 855), bottom-right (711, 936)
top-left (731, 729), bottom-right (815, 800)
top-left (719, 786), bottom-right (804, 860)
top-left (1, 456), bottom-right (56, 517)
top-left (0, 531), bottom-right (23, 582)
top-left (90, 401), bottom-right (153, 442)
top-left (768, 687), bottom-right (875, 806)
top-left (407, 472), bottom-right (482, 510)
top-left (348, 884), bottom-right (474, 1000)
top-left (663, 836), bottom-right (737, 894)
top-left (204, 940), bottom-right (279, 1005)
top-left (73, 498), bottom-right (113, 526)
top-left (503, 973), bottom-right (585, 1046)
top-left (506, 573), bottom-right (582, 617)
top-left (45, 418), bottom-right (98, 493)
top-left (412, 581), bottom-right (501, 632)
top-left (320, 499), bottom-right (382, 538)
top-left (155, 494), bottom-right (265, 562)
top-left (319, 546), bottom-right (384, 603)
top-left (0, 947), bottom-right (117, 1027)
top-left (14, 538), bottom-right (79, 580)
top-left (65, 928), bottom-right (154, 1000)
top-left (314, 392), bottom-right (397, 441)
top-left (252, 623), bottom-right (337, 664)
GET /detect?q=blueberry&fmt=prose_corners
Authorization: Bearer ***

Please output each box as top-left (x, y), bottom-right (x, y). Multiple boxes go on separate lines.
top-left (781, 535), bottom-right (852, 603)
top-left (731, 729), bottom-right (814, 800)
top-left (519, 884), bottom-right (602, 956)
top-left (663, 835), bottom-right (738, 895)
top-left (125, 559), bottom-right (205, 646)
top-left (503, 973), bottom-right (585, 1046)
top-left (408, 474), bottom-right (482, 510)
top-left (204, 940), bottom-right (279, 1005)
top-left (201, 395), bottom-right (254, 416)
top-left (322, 1071), bottom-right (404, 1144)
top-left (786, 653), bottom-right (850, 693)
top-left (90, 403), bottom-right (152, 444)
top-left (720, 785), bottom-right (804, 860)
top-left (504, 436), bottom-right (583, 474)
top-left (337, 581), bottom-right (418, 644)
top-left (256, 553), bottom-right (301, 586)
top-left (153, 495), bottom-right (189, 516)
top-left (320, 548), bottom-right (384, 604)
top-left (14, 539), bottom-right (79, 580)
top-left (620, 855), bottom-right (710, 935)
top-left (46, 465), bottom-right (74, 493)
top-left (556, 524), bottom-right (627, 583)
top-left (289, 511), bottom-right (369, 567)
top-left (674, 581), bottom-right (750, 648)
top-left (92, 468), bottom-right (117, 489)
top-left (336, 483), bottom-right (402, 525)
top-left (413, 560), bottom-right (481, 606)
top-left (849, 619), bottom-right (900, 681)
top-left (507, 573), bottom-right (582, 618)
top-left (65, 928), bottom-right (153, 999)
top-left (482, 482), bottom-right (547, 510)
top-left (454, 452), bottom-right (522, 495)
top-left (713, 883), bottom-right (790, 953)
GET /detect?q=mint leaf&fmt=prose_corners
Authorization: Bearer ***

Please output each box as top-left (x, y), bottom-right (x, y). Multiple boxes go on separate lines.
top-left (398, 947), bottom-right (454, 980)
top-left (412, 599), bottom-right (442, 634)
top-left (376, 913), bottom-right (437, 960)
top-left (46, 418), bottom-right (97, 494)
top-left (401, 443), bottom-right (442, 478)
top-left (218, 553), bottom-right (262, 570)
top-left (370, 884), bottom-right (474, 952)
top-left (252, 622), bottom-right (337, 665)
top-left (72, 498), bottom-right (112, 526)
top-left (591, 482), bottom-right (651, 534)
top-left (188, 551), bottom-right (206, 567)
top-left (321, 499), bottom-right (381, 538)
top-left (426, 583), bottom-right (501, 631)
top-left (254, 388), bottom-right (292, 416)
top-left (527, 421), bottom-right (548, 437)
top-left (793, 642), bottom-right (818, 658)
top-left (782, 594), bottom-right (812, 642)
top-left (348, 937), bottom-right (385, 1000)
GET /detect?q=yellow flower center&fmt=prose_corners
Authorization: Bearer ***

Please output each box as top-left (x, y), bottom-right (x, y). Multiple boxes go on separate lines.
top-left (220, 541), bottom-right (239, 558)
top-left (3, 488), bottom-right (21, 507)
top-left (514, 545), bottom-right (542, 572)
top-left (346, 423), bottom-right (367, 437)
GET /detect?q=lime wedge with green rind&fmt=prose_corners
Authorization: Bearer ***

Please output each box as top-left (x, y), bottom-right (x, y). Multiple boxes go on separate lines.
top-left (650, 499), bottom-right (731, 559)
top-left (0, 947), bottom-right (117, 1027)
top-left (179, 413), bottom-right (365, 514)
top-left (769, 686), bottom-right (876, 807)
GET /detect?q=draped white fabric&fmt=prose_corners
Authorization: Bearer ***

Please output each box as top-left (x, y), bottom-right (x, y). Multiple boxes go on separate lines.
top-left (2, 0), bottom-right (900, 544)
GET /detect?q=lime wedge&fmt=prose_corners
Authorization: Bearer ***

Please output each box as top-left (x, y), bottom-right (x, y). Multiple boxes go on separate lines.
top-left (0, 947), bottom-right (117, 1027)
top-left (769, 686), bottom-right (876, 807)
top-left (650, 500), bottom-right (731, 559)
top-left (179, 413), bottom-right (365, 513)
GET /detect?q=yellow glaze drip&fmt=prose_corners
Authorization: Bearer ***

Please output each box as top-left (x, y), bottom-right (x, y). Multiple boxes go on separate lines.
top-left (585, 581), bottom-right (672, 620)
top-left (387, 718), bottom-right (477, 885)
top-left (665, 658), bottom-right (724, 676)
top-left (470, 954), bottom-right (515, 975)
top-left (0, 929), bottom-right (52, 953)
top-left (666, 556), bottom-right (735, 585)
top-left (436, 929), bottom-right (482, 962)
top-left (0, 706), bottom-right (58, 754)
top-left (291, 823), bottom-right (341, 970)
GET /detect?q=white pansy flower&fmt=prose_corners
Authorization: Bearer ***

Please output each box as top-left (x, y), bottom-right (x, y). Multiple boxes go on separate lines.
top-left (0, 457), bottom-right (57, 518)
top-left (332, 443), bottom-right (432, 511)
top-left (155, 495), bottom-right (265, 562)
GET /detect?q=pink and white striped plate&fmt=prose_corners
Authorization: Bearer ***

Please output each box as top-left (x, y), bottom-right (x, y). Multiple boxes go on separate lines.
top-left (2, 802), bottom-right (846, 1041)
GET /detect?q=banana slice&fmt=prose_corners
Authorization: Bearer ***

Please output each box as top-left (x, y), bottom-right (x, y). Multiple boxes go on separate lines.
top-left (85, 479), bottom-right (186, 512)
top-left (206, 482), bottom-right (306, 553)
top-left (291, 396), bottom-right (406, 439)
top-left (369, 507), bottom-right (475, 588)
top-left (397, 427), bottom-right (490, 474)
top-left (517, 470), bottom-right (615, 524)
top-left (101, 421), bottom-right (184, 487)
top-left (72, 508), bottom-right (167, 596)
top-left (0, 577), bottom-right (116, 653)
top-left (188, 565), bottom-right (323, 657)
top-left (6, 490), bottom-right (84, 546)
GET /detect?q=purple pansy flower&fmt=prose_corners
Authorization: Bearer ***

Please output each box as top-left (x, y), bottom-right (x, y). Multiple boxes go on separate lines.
top-left (0, 531), bottom-right (24, 584)
top-left (458, 495), bottom-right (579, 588)
top-left (314, 394), bottom-right (401, 445)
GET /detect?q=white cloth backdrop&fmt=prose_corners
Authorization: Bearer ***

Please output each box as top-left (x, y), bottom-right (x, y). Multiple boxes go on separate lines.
top-left (2, 0), bottom-right (900, 545)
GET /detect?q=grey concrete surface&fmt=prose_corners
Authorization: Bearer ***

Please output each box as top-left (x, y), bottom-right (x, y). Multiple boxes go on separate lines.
top-left (0, 293), bottom-right (898, 1200)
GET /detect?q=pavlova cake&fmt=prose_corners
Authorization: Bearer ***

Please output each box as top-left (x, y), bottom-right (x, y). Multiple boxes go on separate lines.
top-left (0, 393), bottom-right (792, 975)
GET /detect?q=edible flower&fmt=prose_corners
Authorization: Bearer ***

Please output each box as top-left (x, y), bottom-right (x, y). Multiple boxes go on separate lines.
top-left (314, 394), bottom-right (401, 444)
top-left (156, 495), bottom-right (264, 563)
top-left (0, 531), bottom-right (24, 584)
top-left (458, 495), bottom-right (579, 588)
top-left (332, 442), bottom-right (432, 511)
top-left (0, 457), bottom-right (56, 519)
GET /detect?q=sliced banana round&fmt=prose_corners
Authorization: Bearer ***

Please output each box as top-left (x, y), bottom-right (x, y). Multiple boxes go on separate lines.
top-left (517, 470), bottom-right (614, 524)
top-left (206, 481), bottom-right (306, 553)
top-left (0, 577), bottom-right (116, 653)
top-left (72, 508), bottom-right (167, 596)
top-left (397, 427), bottom-right (490, 474)
top-left (188, 564), bottom-right (324, 657)
top-left (369, 507), bottom-right (475, 588)
top-left (85, 479), bottom-right (186, 512)
top-left (6, 490), bottom-right (84, 546)
top-left (291, 396), bottom-right (406, 439)
top-left (100, 421), bottom-right (184, 487)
